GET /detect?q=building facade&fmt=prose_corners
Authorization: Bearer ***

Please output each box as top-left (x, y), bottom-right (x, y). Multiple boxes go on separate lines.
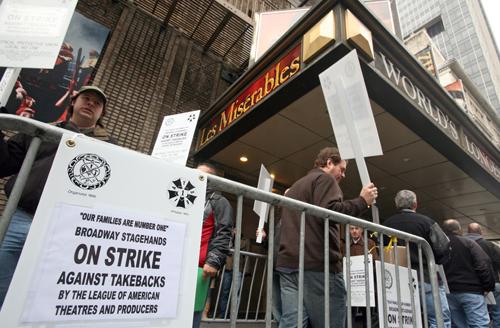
top-left (0, 0), bottom-right (294, 209)
top-left (404, 29), bottom-right (500, 149)
top-left (396, 0), bottom-right (500, 115)
top-left (1, 0), bottom-right (499, 234)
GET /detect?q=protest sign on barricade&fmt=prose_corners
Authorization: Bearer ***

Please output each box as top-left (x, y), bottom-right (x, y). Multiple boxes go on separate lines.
top-left (343, 255), bottom-right (375, 307)
top-left (151, 110), bottom-right (200, 166)
top-left (0, 133), bottom-right (206, 327)
top-left (375, 261), bottom-right (422, 328)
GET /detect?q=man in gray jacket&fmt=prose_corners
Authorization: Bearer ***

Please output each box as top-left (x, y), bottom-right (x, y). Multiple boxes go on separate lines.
top-left (277, 147), bottom-right (378, 328)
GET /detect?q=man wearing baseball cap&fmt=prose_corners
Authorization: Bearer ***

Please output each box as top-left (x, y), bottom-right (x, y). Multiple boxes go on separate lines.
top-left (0, 85), bottom-right (115, 309)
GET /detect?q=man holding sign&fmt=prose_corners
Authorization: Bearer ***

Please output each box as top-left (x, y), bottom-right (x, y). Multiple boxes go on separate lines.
top-left (277, 147), bottom-right (378, 328)
top-left (0, 86), bottom-right (114, 308)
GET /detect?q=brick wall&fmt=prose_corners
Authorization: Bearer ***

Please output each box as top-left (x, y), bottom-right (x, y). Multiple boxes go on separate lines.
top-left (81, 2), bottom-right (237, 153)
top-left (0, 0), bottom-right (238, 215)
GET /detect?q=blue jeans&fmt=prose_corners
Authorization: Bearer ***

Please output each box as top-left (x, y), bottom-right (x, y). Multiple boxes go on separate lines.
top-left (193, 311), bottom-right (202, 328)
top-left (279, 270), bottom-right (346, 328)
top-left (218, 270), bottom-right (242, 318)
top-left (488, 283), bottom-right (500, 328)
top-left (0, 209), bottom-right (33, 309)
top-left (424, 283), bottom-right (451, 328)
top-left (273, 270), bottom-right (282, 324)
top-left (447, 292), bottom-right (489, 328)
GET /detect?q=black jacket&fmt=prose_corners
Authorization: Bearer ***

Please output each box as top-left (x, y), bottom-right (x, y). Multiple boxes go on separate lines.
top-left (0, 121), bottom-right (115, 215)
top-left (444, 233), bottom-right (496, 293)
top-left (383, 210), bottom-right (450, 275)
top-left (467, 233), bottom-right (500, 282)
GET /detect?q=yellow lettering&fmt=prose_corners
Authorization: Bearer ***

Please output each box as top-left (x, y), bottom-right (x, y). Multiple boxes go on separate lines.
top-left (265, 73), bottom-right (274, 95)
top-left (255, 87), bottom-right (264, 103)
top-left (199, 128), bottom-right (209, 147)
top-left (289, 57), bottom-right (300, 76)
top-left (237, 101), bottom-right (245, 116)
top-left (252, 88), bottom-right (264, 105)
top-left (200, 124), bottom-right (217, 146)
top-left (243, 96), bottom-right (252, 112)
top-left (219, 106), bottom-right (234, 131)
top-left (280, 65), bottom-right (290, 84)
top-left (274, 63), bottom-right (281, 89)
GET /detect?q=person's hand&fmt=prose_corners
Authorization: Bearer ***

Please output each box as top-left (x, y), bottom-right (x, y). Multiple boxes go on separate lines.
top-left (202, 264), bottom-right (218, 280)
top-left (256, 228), bottom-right (267, 240)
top-left (360, 182), bottom-right (378, 206)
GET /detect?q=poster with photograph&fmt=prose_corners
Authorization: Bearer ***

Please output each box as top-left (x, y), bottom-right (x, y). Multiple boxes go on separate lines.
top-left (0, 12), bottom-right (110, 122)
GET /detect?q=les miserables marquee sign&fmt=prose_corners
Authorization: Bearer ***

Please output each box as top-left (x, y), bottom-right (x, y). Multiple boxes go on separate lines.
top-left (196, 44), bottom-right (302, 150)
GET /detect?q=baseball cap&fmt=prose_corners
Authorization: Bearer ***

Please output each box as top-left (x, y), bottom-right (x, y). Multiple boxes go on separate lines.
top-left (74, 86), bottom-right (107, 106)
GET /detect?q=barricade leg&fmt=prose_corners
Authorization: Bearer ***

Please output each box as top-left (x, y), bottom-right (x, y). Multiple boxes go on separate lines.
top-left (0, 137), bottom-right (41, 244)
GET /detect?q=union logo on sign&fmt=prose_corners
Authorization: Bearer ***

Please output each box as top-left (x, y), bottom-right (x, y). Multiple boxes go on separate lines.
top-left (167, 178), bottom-right (198, 208)
top-left (67, 153), bottom-right (111, 190)
top-left (384, 269), bottom-right (393, 289)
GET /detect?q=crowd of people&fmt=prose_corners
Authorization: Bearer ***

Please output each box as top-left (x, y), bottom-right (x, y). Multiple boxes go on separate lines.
top-left (189, 146), bottom-right (499, 328)
top-left (1, 90), bottom-right (499, 328)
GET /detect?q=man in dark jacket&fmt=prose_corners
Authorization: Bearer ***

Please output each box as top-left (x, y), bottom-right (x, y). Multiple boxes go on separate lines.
top-left (277, 147), bottom-right (378, 328)
top-left (466, 223), bottom-right (500, 328)
top-left (442, 219), bottom-right (495, 328)
top-left (0, 86), bottom-right (114, 308)
top-left (383, 190), bottom-right (451, 328)
top-left (193, 163), bottom-right (233, 328)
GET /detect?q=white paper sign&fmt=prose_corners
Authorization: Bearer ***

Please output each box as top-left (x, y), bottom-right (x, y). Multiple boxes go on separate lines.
top-left (318, 49), bottom-right (383, 159)
top-left (253, 165), bottom-right (274, 243)
top-left (375, 261), bottom-right (422, 328)
top-left (0, 133), bottom-right (207, 327)
top-left (0, 0), bottom-right (77, 68)
top-left (151, 110), bottom-right (200, 166)
top-left (22, 204), bottom-right (187, 322)
top-left (343, 255), bottom-right (375, 307)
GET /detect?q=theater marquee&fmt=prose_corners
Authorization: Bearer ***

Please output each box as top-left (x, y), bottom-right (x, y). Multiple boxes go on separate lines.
top-left (375, 50), bottom-right (500, 182)
top-left (197, 44), bottom-right (301, 149)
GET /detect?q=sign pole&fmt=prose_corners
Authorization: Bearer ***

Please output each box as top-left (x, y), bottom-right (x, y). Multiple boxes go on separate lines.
top-left (319, 50), bottom-right (383, 224)
top-left (336, 78), bottom-right (380, 223)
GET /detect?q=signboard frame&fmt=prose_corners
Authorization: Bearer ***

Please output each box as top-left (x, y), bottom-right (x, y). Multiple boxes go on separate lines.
top-left (0, 134), bottom-right (207, 327)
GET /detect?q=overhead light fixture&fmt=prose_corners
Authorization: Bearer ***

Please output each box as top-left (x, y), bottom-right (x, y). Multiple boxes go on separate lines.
top-left (270, 174), bottom-right (275, 179)
top-left (239, 156), bottom-right (248, 163)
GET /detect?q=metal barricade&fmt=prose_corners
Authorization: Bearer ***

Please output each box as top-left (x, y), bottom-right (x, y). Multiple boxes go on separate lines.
top-left (202, 249), bottom-right (268, 323)
top-left (0, 114), bottom-right (444, 328)
top-left (207, 176), bottom-right (444, 328)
